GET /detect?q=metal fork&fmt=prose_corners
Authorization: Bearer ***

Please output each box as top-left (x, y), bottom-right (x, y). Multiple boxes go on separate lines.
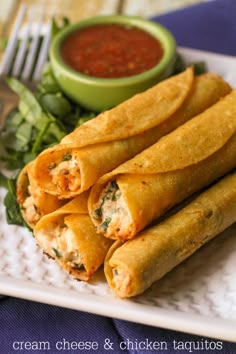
top-left (0, 4), bottom-right (52, 126)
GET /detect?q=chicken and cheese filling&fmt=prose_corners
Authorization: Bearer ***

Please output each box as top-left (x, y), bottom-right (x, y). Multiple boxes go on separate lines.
top-left (21, 185), bottom-right (41, 226)
top-left (48, 153), bottom-right (81, 194)
top-left (112, 268), bottom-right (131, 296)
top-left (93, 180), bottom-right (133, 239)
top-left (37, 222), bottom-right (85, 271)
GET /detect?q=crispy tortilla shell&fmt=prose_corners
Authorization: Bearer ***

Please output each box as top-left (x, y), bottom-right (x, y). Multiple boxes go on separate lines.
top-left (34, 191), bottom-right (113, 281)
top-left (99, 89), bottom-right (236, 176)
top-left (16, 161), bottom-right (64, 228)
top-left (61, 67), bottom-right (194, 145)
top-left (32, 69), bottom-right (197, 198)
top-left (33, 69), bottom-right (230, 199)
top-left (89, 90), bottom-right (236, 241)
top-left (105, 171), bottom-right (236, 298)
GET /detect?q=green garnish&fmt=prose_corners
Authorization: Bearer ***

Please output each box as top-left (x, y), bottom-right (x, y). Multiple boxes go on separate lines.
top-left (39, 93), bottom-right (71, 118)
top-left (192, 61), bottom-right (207, 75)
top-left (33, 205), bottom-right (39, 214)
top-left (172, 53), bottom-right (207, 76)
top-left (110, 180), bottom-right (119, 201)
top-left (3, 179), bottom-right (25, 226)
top-left (52, 248), bottom-right (62, 259)
top-left (93, 181), bottom-right (119, 219)
top-left (0, 172), bottom-right (8, 189)
top-left (72, 263), bottom-right (85, 271)
top-left (51, 17), bottom-right (70, 40)
top-left (94, 207), bottom-right (103, 218)
top-left (48, 163), bottom-right (57, 170)
top-left (62, 153), bottom-right (72, 161)
top-left (113, 269), bottom-right (119, 276)
top-left (101, 217), bottom-right (112, 231)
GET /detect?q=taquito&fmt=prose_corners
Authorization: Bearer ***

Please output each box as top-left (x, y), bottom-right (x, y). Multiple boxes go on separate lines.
top-left (89, 90), bottom-right (236, 241)
top-left (33, 191), bottom-right (113, 281)
top-left (16, 161), bottom-right (64, 228)
top-left (33, 68), bottom-right (230, 199)
top-left (104, 171), bottom-right (236, 298)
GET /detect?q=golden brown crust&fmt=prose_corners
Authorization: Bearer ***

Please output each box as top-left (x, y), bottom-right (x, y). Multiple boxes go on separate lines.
top-left (105, 171), bottom-right (236, 298)
top-left (89, 90), bottom-right (236, 241)
top-left (34, 193), bottom-right (113, 281)
top-left (32, 69), bottom-right (195, 198)
top-left (61, 67), bottom-right (194, 145)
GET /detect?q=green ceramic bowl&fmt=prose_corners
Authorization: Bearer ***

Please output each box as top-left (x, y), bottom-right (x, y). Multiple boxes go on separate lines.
top-left (50, 15), bottom-right (176, 112)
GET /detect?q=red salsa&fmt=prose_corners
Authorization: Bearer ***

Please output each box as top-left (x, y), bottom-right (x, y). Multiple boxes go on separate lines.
top-left (61, 24), bottom-right (164, 78)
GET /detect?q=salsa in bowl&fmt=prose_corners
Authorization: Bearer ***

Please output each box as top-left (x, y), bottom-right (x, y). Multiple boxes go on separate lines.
top-left (50, 15), bottom-right (176, 111)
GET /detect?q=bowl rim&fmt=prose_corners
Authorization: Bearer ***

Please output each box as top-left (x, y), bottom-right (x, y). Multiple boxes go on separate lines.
top-left (50, 15), bottom-right (176, 87)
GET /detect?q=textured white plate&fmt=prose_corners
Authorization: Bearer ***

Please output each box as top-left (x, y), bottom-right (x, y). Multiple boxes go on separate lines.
top-left (1, 48), bottom-right (236, 342)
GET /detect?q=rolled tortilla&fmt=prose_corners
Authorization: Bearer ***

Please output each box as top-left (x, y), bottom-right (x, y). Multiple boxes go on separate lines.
top-left (105, 170), bottom-right (236, 298)
top-left (32, 69), bottom-right (230, 199)
top-left (33, 191), bottom-right (113, 281)
top-left (16, 161), bottom-right (65, 228)
top-left (89, 90), bottom-right (236, 241)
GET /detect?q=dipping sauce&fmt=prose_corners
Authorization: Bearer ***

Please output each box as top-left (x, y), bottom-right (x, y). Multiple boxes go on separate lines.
top-left (61, 24), bottom-right (164, 78)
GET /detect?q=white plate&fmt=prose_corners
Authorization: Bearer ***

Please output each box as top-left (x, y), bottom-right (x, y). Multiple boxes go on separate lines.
top-left (1, 47), bottom-right (236, 342)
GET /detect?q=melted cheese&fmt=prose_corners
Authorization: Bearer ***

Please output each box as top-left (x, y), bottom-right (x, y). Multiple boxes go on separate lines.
top-left (112, 268), bottom-right (131, 296)
top-left (36, 224), bottom-right (82, 268)
top-left (22, 195), bottom-right (41, 226)
top-left (97, 183), bottom-right (133, 239)
top-left (50, 157), bottom-right (81, 192)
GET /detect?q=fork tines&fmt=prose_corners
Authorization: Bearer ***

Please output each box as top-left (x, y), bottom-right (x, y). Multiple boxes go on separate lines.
top-left (0, 4), bottom-right (52, 84)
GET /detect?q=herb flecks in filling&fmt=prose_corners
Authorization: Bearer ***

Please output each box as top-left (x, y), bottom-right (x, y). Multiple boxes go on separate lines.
top-left (112, 267), bottom-right (131, 294)
top-left (93, 180), bottom-right (120, 220)
top-left (52, 247), bottom-right (62, 259)
top-left (62, 153), bottom-right (72, 161)
top-left (93, 180), bottom-right (133, 238)
top-left (101, 217), bottom-right (112, 230)
top-left (48, 163), bottom-right (57, 170)
top-left (48, 152), bottom-right (81, 193)
top-left (21, 184), bottom-right (41, 225)
top-left (46, 225), bottom-right (85, 271)
top-left (71, 263), bottom-right (85, 271)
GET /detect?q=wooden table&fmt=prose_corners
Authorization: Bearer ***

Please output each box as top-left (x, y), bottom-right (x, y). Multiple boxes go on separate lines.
top-left (0, 0), bottom-right (206, 62)
top-left (0, 0), bottom-right (207, 32)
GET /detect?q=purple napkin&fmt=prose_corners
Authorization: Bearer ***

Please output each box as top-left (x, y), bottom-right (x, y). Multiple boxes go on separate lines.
top-left (153, 0), bottom-right (236, 56)
top-left (0, 297), bottom-right (235, 353)
top-left (1, 0), bottom-right (236, 353)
